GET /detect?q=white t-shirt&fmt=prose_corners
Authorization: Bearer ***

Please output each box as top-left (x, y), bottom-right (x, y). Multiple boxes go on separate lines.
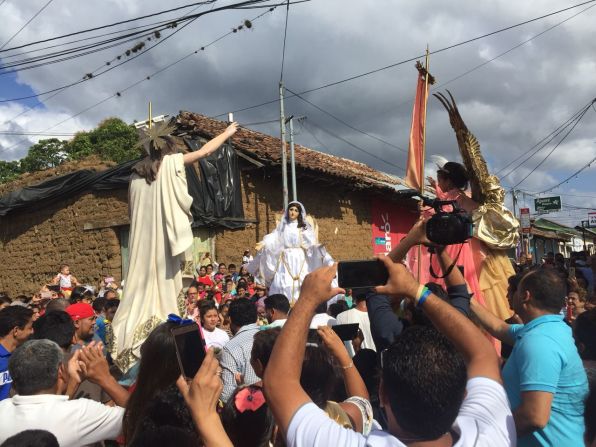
top-left (309, 313), bottom-right (337, 329)
top-left (286, 377), bottom-right (515, 447)
top-left (336, 308), bottom-right (376, 357)
top-left (202, 326), bottom-right (230, 349)
top-left (0, 394), bottom-right (124, 447)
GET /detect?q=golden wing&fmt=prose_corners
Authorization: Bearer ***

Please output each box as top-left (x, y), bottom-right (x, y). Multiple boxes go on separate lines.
top-left (433, 90), bottom-right (504, 206)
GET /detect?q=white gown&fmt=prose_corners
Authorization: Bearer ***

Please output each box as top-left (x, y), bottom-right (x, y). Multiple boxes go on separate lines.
top-left (111, 153), bottom-right (193, 373)
top-left (248, 202), bottom-right (335, 303)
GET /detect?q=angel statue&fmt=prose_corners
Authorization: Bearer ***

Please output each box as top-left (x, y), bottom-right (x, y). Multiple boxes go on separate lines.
top-left (111, 119), bottom-right (238, 373)
top-left (247, 201), bottom-right (335, 304)
top-left (424, 91), bottom-right (519, 324)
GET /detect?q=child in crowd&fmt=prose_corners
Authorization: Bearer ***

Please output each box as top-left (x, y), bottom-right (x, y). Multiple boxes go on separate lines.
top-left (52, 264), bottom-right (79, 298)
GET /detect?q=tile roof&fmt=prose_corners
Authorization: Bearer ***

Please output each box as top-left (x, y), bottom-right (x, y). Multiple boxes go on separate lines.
top-left (175, 111), bottom-right (407, 195)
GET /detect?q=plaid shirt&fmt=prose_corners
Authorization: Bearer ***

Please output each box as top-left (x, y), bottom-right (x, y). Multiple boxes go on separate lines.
top-left (220, 323), bottom-right (260, 402)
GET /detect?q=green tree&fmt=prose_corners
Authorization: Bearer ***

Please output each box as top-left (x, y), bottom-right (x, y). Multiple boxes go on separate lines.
top-left (0, 160), bottom-right (21, 183)
top-left (20, 138), bottom-right (68, 172)
top-left (67, 117), bottom-right (140, 164)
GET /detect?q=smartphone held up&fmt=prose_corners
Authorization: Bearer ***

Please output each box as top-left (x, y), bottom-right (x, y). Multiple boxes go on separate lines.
top-left (171, 323), bottom-right (207, 379)
top-left (337, 259), bottom-right (389, 290)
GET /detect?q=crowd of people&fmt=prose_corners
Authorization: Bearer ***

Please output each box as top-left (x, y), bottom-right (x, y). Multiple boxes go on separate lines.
top-left (0, 220), bottom-right (595, 447)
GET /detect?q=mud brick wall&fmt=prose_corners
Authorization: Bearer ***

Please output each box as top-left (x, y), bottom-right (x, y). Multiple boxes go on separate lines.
top-left (214, 171), bottom-right (374, 265)
top-left (0, 189), bottom-right (128, 296)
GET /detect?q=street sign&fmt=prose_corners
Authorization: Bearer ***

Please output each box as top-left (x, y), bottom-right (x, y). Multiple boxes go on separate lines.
top-left (589, 212), bottom-right (596, 227)
top-left (520, 208), bottom-right (531, 234)
top-left (534, 196), bottom-right (561, 213)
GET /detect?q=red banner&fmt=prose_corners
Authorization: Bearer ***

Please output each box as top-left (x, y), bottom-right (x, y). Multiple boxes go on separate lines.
top-left (371, 198), bottom-right (417, 256)
top-left (405, 68), bottom-right (429, 191)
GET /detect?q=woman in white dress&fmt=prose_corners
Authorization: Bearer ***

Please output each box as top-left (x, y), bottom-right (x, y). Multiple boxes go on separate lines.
top-left (248, 201), bottom-right (334, 304)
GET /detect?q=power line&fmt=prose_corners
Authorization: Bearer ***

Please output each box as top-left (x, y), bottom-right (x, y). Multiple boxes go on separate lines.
top-left (0, 1), bottom-right (289, 104)
top-left (0, 6), bottom-right (279, 155)
top-left (496, 101), bottom-right (594, 178)
top-left (212, 0), bottom-right (596, 118)
top-left (0, 0), bottom-right (218, 53)
top-left (512, 105), bottom-right (593, 188)
top-left (279, 0), bottom-right (290, 82)
top-left (0, 0), bottom-right (54, 51)
top-left (297, 118), bottom-right (332, 154)
top-left (303, 119), bottom-right (406, 172)
top-left (537, 155), bottom-right (596, 194)
top-left (285, 86), bottom-right (408, 153)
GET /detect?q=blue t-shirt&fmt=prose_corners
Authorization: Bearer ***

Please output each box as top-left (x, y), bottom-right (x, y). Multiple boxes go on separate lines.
top-left (0, 344), bottom-right (12, 401)
top-left (503, 314), bottom-right (588, 447)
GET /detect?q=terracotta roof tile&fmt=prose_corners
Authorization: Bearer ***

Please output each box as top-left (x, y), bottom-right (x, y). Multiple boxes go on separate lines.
top-left (175, 111), bottom-right (406, 194)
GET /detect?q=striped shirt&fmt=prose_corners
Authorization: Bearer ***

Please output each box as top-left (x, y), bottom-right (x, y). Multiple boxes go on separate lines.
top-left (220, 323), bottom-right (260, 402)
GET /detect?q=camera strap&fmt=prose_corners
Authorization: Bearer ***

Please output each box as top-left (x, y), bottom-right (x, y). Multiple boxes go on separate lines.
top-left (428, 244), bottom-right (464, 279)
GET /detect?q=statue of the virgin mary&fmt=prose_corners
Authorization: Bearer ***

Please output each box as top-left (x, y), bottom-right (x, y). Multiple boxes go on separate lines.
top-left (247, 201), bottom-right (335, 304)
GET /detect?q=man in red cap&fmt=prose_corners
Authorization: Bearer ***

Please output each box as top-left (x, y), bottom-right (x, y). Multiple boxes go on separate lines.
top-left (65, 303), bottom-right (96, 349)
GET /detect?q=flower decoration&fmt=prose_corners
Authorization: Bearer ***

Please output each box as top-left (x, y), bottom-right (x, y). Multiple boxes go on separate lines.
top-left (138, 120), bottom-right (177, 155)
top-left (234, 386), bottom-right (266, 413)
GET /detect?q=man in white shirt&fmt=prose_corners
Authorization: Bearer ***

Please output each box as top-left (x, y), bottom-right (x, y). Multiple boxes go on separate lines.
top-left (336, 290), bottom-right (376, 357)
top-left (309, 301), bottom-right (337, 329)
top-left (264, 258), bottom-right (515, 447)
top-left (0, 339), bottom-right (123, 447)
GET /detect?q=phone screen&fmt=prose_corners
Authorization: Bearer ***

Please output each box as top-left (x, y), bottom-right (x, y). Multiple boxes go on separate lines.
top-left (171, 324), bottom-right (206, 379)
top-left (337, 260), bottom-right (389, 289)
top-left (332, 323), bottom-right (360, 341)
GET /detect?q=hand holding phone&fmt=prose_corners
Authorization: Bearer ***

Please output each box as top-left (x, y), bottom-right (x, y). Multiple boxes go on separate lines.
top-left (337, 259), bottom-right (389, 289)
top-left (171, 324), bottom-right (207, 379)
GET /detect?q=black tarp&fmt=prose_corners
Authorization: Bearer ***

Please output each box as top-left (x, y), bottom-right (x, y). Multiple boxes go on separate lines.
top-left (0, 139), bottom-right (246, 229)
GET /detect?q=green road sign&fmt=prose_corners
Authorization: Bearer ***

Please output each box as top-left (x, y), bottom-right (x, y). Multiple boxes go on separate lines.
top-left (534, 196), bottom-right (561, 213)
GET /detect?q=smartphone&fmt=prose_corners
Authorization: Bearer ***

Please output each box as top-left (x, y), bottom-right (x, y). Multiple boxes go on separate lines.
top-left (337, 260), bottom-right (389, 289)
top-left (569, 267), bottom-right (576, 278)
top-left (171, 323), bottom-right (207, 379)
top-left (332, 323), bottom-right (360, 341)
top-left (47, 284), bottom-right (60, 292)
top-left (228, 112), bottom-right (234, 123)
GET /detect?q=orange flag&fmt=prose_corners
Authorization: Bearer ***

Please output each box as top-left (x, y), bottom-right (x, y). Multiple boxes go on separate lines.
top-left (405, 64), bottom-right (429, 192)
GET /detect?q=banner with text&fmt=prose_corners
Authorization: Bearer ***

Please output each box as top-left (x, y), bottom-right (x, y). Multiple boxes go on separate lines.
top-left (371, 198), bottom-right (417, 256)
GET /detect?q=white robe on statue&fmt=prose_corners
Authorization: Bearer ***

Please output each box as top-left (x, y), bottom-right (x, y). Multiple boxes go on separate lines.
top-left (247, 202), bottom-right (335, 304)
top-left (111, 153), bottom-right (193, 373)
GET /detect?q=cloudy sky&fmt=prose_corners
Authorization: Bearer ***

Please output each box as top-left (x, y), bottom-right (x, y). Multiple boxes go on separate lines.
top-left (0, 0), bottom-right (595, 226)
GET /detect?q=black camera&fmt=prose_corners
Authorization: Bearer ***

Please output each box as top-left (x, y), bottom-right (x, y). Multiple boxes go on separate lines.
top-left (424, 199), bottom-right (474, 245)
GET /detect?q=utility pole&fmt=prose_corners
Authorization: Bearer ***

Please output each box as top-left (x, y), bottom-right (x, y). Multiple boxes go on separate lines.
top-left (279, 82), bottom-right (289, 210)
top-left (511, 189), bottom-right (523, 258)
top-left (285, 115), bottom-right (299, 202)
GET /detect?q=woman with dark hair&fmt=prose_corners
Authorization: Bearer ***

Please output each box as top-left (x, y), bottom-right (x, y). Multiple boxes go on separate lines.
top-left (248, 202), bottom-right (336, 303)
top-left (111, 120), bottom-right (237, 373)
top-left (123, 321), bottom-right (196, 443)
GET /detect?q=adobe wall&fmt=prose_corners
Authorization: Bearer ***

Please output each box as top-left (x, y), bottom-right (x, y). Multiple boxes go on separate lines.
top-left (214, 171), bottom-right (375, 265)
top-left (0, 189), bottom-right (128, 296)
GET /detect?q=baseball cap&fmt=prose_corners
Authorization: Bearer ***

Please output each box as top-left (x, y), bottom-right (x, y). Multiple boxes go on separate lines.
top-left (65, 303), bottom-right (95, 321)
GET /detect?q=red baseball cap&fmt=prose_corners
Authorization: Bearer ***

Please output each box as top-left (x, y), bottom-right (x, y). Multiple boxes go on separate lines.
top-left (65, 303), bottom-right (95, 321)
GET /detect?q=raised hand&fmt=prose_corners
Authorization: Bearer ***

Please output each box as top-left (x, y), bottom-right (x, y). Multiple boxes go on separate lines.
top-left (225, 122), bottom-right (239, 138)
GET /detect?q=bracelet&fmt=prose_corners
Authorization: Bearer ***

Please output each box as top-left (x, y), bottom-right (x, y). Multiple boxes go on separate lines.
top-left (341, 361), bottom-right (354, 370)
top-left (416, 286), bottom-right (432, 309)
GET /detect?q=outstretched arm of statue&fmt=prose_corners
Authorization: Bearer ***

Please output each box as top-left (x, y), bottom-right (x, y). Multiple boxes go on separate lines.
top-left (183, 122), bottom-right (238, 165)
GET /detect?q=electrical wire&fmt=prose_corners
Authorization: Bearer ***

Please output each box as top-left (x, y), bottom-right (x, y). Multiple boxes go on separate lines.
top-left (512, 105), bottom-right (593, 188)
top-left (0, 1), bottom-right (285, 104)
top-left (0, 0), bottom-right (54, 51)
top-left (0, 0), bottom-right (218, 53)
top-left (285, 87), bottom-right (408, 153)
top-left (279, 0), bottom-right (290, 82)
top-left (302, 119), bottom-right (406, 172)
top-left (497, 100), bottom-right (595, 179)
top-left (212, 0), bottom-right (596, 119)
top-left (0, 6), bottom-right (279, 155)
top-left (537, 155), bottom-right (596, 194)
